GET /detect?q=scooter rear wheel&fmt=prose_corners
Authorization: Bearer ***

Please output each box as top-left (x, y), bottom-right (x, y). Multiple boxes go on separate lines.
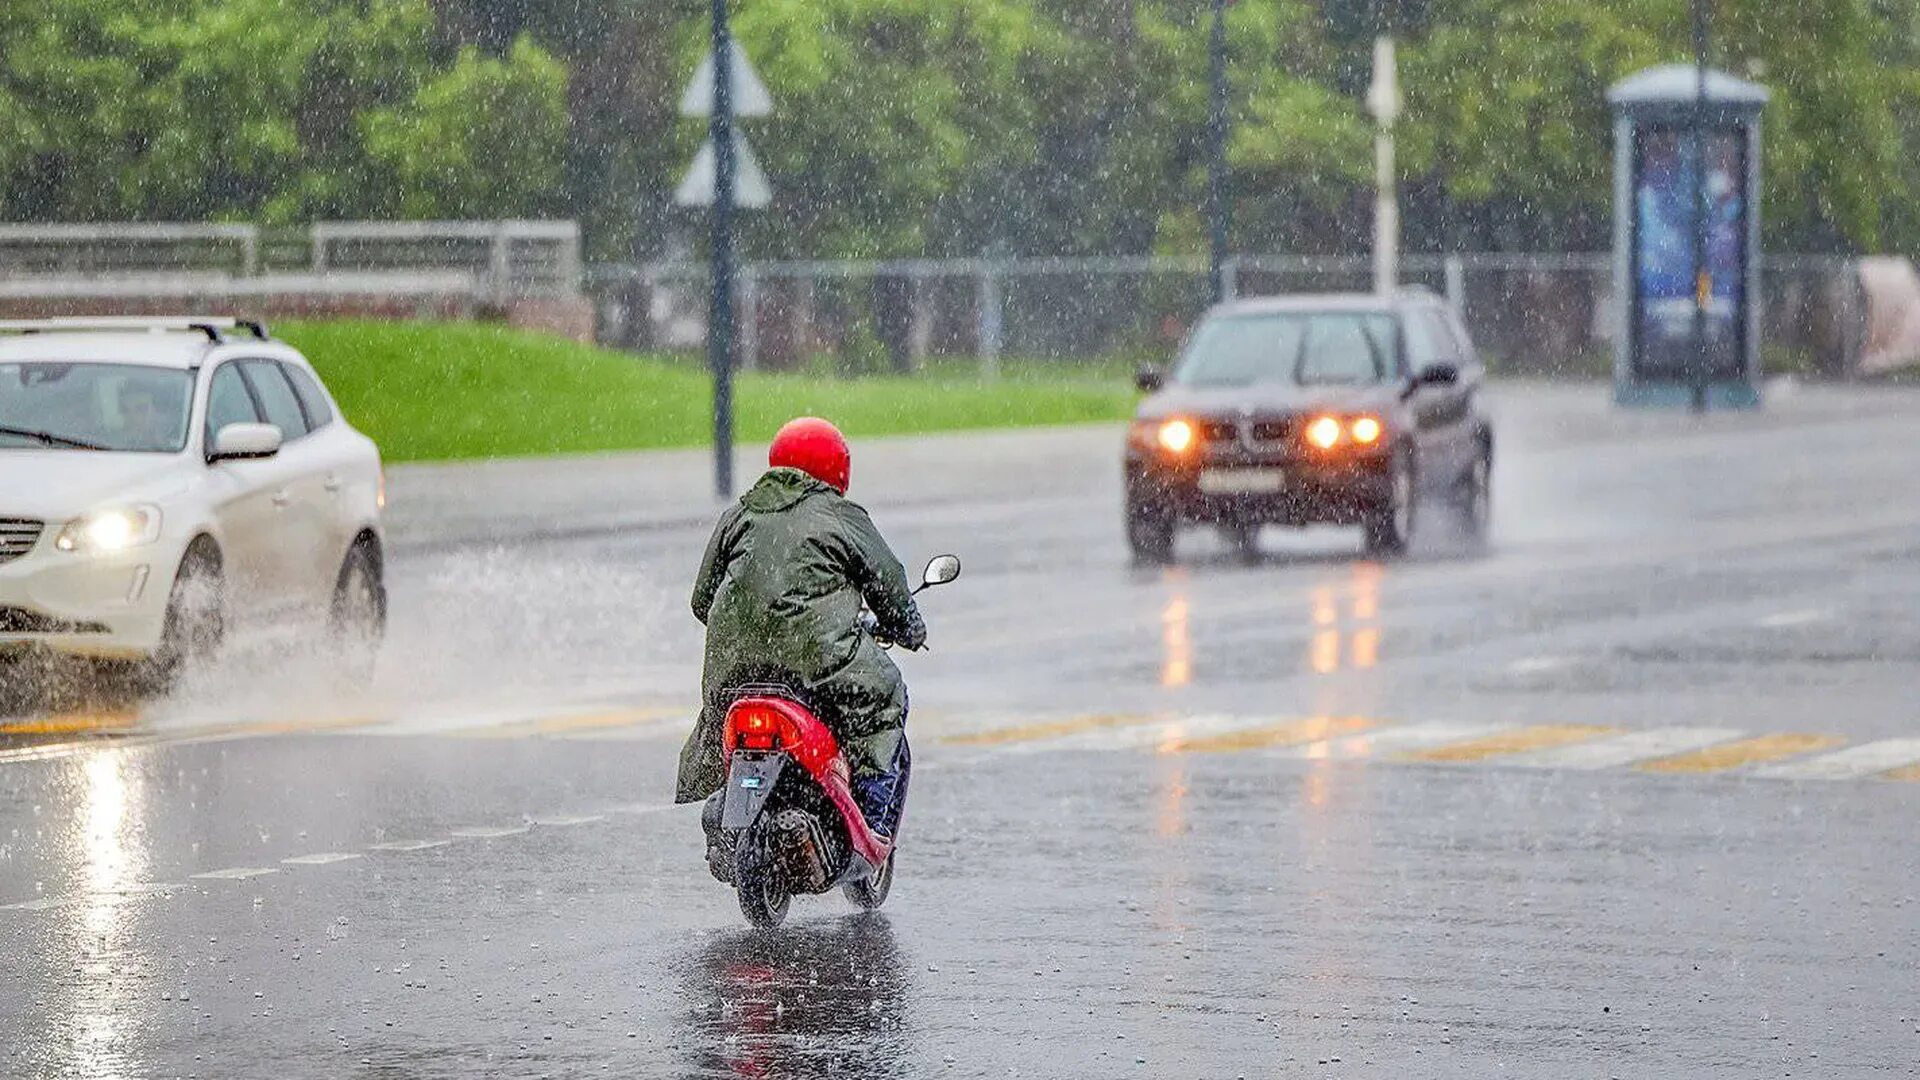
top-left (843, 850), bottom-right (896, 911)
top-left (734, 827), bottom-right (790, 929)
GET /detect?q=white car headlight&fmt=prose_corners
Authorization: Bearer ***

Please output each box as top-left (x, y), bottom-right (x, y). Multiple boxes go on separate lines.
top-left (55, 505), bottom-right (163, 554)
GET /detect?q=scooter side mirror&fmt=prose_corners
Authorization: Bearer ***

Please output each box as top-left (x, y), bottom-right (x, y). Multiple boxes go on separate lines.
top-left (921, 554), bottom-right (962, 590)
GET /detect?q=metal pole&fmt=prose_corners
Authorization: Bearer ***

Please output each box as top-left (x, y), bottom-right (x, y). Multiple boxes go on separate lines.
top-left (1206, 0), bottom-right (1230, 306)
top-left (709, 0), bottom-right (738, 496)
top-left (1690, 0), bottom-right (1710, 413)
top-left (1372, 34), bottom-right (1399, 297)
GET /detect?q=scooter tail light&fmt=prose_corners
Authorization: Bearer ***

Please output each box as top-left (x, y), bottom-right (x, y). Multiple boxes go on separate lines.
top-left (730, 704), bottom-right (786, 752)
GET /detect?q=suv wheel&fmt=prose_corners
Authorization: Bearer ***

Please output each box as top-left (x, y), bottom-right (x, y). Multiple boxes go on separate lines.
top-left (1454, 443), bottom-right (1492, 541)
top-left (1363, 451), bottom-right (1417, 557)
top-left (145, 544), bottom-right (225, 691)
top-left (1126, 501), bottom-right (1175, 565)
top-left (329, 544), bottom-right (387, 681)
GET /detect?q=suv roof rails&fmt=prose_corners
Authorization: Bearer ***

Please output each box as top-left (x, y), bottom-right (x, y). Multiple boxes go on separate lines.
top-left (0, 316), bottom-right (272, 343)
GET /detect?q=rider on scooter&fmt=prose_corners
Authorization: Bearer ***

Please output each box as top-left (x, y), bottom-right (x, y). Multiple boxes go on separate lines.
top-left (676, 417), bottom-right (925, 856)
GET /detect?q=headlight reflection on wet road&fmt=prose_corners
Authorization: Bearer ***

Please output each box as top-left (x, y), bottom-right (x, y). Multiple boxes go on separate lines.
top-left (65, 751), bottom-right (150, 1078)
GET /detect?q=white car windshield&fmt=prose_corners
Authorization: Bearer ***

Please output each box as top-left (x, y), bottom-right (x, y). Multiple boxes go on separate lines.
top-left (1176, 312), bottom-right (1400, 388)
top-left (0, 362), bottom-right (193, 453)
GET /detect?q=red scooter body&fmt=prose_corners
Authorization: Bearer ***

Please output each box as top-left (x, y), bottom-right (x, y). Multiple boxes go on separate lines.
top-left (704, 551), bottom-right (960, 929)
top-left (721, 695), bottom-right (894, 870)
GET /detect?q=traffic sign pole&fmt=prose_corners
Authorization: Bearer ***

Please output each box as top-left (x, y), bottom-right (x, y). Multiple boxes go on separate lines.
top-left (709, 0), bottom-right (737, 498)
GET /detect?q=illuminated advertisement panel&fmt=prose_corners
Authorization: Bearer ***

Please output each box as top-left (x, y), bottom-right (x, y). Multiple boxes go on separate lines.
top-left (1632, 124), bottom-right (1747, 379)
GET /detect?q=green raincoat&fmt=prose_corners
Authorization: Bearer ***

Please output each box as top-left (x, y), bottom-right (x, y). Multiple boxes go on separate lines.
top-left (674, 467), bottom-right (925, 803)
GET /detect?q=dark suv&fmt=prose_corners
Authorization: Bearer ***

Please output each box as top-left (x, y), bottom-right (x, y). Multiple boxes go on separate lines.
top-left (1124, 291), bottom-right (1492, 562)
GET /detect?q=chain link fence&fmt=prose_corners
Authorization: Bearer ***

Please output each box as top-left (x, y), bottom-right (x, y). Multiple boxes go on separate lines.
top-left (591, 253), bottom-right (1864, 378)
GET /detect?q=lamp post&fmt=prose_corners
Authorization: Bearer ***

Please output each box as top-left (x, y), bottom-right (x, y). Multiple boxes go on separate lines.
top-left (1690, 0), bottom-right (1711, 413)
top-left (708, 0), bottom-right (738, 497)
top-left (1367, 31), bottom-right (1401, 296)
top-left (1206, 0), bottom-right (1231, 306)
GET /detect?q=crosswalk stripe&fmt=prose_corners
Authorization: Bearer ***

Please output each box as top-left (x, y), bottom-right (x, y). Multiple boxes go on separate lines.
top-left (1635, 733), bottom-right (1842, 774)
top-left (1273, 721), bottom-right (1518, 761)
top-left (1503, 727), bottom-right (1746, 770)
top-left (941, 713), bottom-right (1161, 747)
top-left (1166, 716), bottom-right (1378, 754)
top-left (1752, 738), bottom-right (1920, 780)
top-left (1406, 724), bottom-right (1619, 763)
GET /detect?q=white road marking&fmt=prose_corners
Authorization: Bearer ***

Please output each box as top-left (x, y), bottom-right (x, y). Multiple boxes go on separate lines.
top-left (367, 839), bottom-right (451, 852)
top-left (1275, 721), bottom-right (1519, 761)
top-left (1029, 714), bottom-right (1241, 753)
top-left (1753, 738), bottom-right (1920, 780)
top-left (1506, 656), bottom-right (1572, 675)
top-left (281, 852), bottom-right (364, 866)
top-left (1, 896), bottom-right (71, 911)
top-left (191, 867), bottom-right (279, 881)
top-left (1503, 727), bottom-right (1747, 770)
top-left (451, 825), bottom-right (531, 839)
top-left (530, 814), bottom-right (606, 828)
top-left (1757, 610), bottom-right (1829, 628)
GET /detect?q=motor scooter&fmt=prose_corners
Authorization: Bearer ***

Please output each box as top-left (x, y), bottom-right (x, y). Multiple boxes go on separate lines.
top-left (710, 554), bottom-right (961, 928)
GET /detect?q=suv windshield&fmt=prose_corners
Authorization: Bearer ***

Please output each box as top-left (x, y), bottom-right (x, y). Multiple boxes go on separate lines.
top-left (0, 362), bottom-right (193, 453)
top-left (1175, 312), bottom-right (1400, 388)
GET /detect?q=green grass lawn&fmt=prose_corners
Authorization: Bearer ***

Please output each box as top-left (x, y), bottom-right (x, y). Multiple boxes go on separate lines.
top-left (277, 319), bottom-right (1136, 462)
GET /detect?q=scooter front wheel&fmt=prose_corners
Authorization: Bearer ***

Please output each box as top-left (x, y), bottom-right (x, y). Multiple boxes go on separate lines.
top-left (734, 826), bottom-right (790, 929)
top-left (843, 850), bottom-right (896, 911)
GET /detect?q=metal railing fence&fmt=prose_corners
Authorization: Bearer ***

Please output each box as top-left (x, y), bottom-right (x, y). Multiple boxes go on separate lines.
top-left (590, 253), bottom-right (1863, 377)
top-left (0, 221), bottom-right (582, 301)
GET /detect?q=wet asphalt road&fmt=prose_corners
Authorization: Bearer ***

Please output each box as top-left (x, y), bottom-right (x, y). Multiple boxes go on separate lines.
top-left (4, 382), bottom-right (1920, 1078)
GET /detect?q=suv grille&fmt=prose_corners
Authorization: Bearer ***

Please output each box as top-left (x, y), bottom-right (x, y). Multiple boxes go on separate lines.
top-left (1197, 417), bottom-right (1299, 447)
top-left (1249, 418), bottom-right (1296, 443)
top-left (0, 519), bottom-right (42, 564)
top-left (1199, 421), bottom-right (1240, 444)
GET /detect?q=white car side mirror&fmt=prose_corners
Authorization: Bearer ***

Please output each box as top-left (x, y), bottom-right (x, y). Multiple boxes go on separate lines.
top-left (210, 422), bottom-right (282, 462)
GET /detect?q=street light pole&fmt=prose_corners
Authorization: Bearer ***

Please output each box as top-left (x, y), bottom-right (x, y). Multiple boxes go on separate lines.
top-left (1369, 33), bottom-right (1400, 297)
top-left (1206, 0), bottom-right (1230, 306)
top-left (1690, 0), bottom-right (1710, 413)
top-left (709, 0), bottom-right (738, 497)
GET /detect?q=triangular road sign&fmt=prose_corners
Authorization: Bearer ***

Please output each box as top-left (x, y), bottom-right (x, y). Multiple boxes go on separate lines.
top-left (679, 41), bottom-right (774, 119)
top-left (674, 130), bottom-right (773, 209)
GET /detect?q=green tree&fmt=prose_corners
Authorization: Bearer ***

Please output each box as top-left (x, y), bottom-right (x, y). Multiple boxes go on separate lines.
top-left (361, 36), bottom-right (569, 218)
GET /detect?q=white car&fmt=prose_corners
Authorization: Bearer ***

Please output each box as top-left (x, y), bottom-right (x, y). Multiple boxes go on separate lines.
top-left (0, 317), bottom-right (385, 686)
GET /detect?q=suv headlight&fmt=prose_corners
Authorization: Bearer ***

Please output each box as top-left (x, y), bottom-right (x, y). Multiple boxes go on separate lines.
top-left (55, 505), bottom-right (163, 554)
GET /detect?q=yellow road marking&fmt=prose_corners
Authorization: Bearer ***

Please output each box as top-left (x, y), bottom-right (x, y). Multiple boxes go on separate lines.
top-left (465, 707), bottom-right (684, 739)
top-left (0, 710), bottom-right (141, 736)
top-left (941, 713), bottom-right (1159, 747)
top-left (1883, 762), bottom-right (1920, 781)
top-left (1635, 733), bottom-right (1842, 774)
top-left (1165, 716), bottom-right (1377, 754)
top-left (1406, 724), bottom-right (1618, 763)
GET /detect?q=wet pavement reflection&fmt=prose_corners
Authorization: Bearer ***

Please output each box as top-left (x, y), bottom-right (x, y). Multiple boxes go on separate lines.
top-left (678, 916), bottom-right (910, 1080)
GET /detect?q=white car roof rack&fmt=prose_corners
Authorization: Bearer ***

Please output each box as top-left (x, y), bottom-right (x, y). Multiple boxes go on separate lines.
top-left (0, 316), bottom-right (271, 343)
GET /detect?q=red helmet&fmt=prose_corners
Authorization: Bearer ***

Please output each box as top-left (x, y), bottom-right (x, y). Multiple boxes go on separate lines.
top-left (769, 417), bottom-right (851, 494)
